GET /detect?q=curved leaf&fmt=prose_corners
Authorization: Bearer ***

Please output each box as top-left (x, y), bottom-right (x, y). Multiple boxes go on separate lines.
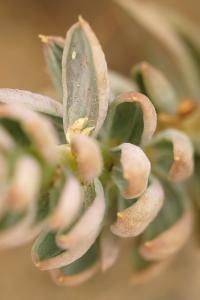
top-left (105, 92), bottom-right (157, 146)
top-left (71, 134), bottom-right (103, 182)
top-left (0, 89), bottom-right (63, 117)
top-left (139, 182), bottom-right (192, 261)
top-left (139, 210), bottom-right (193, 261)
top-left (149, 129), bottom-right (194, 182)
top-left (112, 143), bottom-right (151, 199)
top-left (32, 179), bottom-right (105, 270)
top-left (111, 178), bottom-right (164, 237)
top-left (49, 242), bottom-right (99, 286)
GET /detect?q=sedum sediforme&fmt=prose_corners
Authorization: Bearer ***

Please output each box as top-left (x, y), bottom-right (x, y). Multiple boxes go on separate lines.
top-left (0, 15), bottom-right (195, 286)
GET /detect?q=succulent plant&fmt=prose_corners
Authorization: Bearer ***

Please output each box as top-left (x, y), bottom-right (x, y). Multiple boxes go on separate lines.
top-left (0, 11), bottom-right (198, 287)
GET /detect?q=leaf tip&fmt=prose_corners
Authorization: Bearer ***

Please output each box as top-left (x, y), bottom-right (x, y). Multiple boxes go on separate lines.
top-left (38, 34), bottom-right (49, 44)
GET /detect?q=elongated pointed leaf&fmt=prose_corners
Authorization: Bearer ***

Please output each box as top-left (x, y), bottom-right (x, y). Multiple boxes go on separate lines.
top-left (133, 62), bottom-right (178, 114)
top-left (62, 16), bottom-right (109, 139)
top-left (39, 35), bottom-right (65, 99)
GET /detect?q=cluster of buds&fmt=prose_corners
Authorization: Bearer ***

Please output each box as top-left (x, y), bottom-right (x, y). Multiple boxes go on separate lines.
top-left (0, 14), bottom-right (197, 287)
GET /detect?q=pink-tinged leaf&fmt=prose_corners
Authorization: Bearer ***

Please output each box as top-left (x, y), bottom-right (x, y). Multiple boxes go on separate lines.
top-left (49, 262), bottom-right (99, 286)
top-left (131, 259), bottom-right (171, 285)
top-left (119, 143), bottom-right (151, 199)
top-left (0, 157), bottom-right (42, 248)
top-left (0, 126), bottom-right (15, 152)
top-left (111, 178), bottom-right (164, 238)
top-left (139, 210), bottom-right (193, 261)
top-left (0, 89), bottom-right (63, 118)
top-left (6, 156), bottom-right (41, 211)
top-left (106, 92), bottom-right (157, 146)
top-left (0, 105), bottom-right (59, 163)
top-left (32, 179), bottom-right (105, 270)
top-left (152, 129), bottom-right (194, 182)
top-left (0, 221), bottom-right (45, 249)
top-left (48, 176), bottom-right (82, 230)
top-left (71, 134), bottom-right (103, 182)
top-left (100, 229), bottom-right (120, 271)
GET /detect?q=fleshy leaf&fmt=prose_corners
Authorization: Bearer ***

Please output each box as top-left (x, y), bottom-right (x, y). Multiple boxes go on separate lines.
top-left (39, 35), bottom-right (65, 99)
top-left (131, 247), bottom-right (171, 285)
top-left (0, 126), bottom-right (15, 153)
top-left (0, 105), bottom-right (59, 163)
top-left (0, 105), bottom-right (59, 248)
top-left (139, 181), bottom-right (192, 261)
top-left (71, 134), bottom-right (103, 183)
top-left (49, 242), bottom-right (99, 286)
top-left (5, 156), bottom-right (41, 211)
top-left (100, 229), bottom-right (119, 271)
top-left (139, 210), bottom-right (193, 261)
top-left (32, 179), bottom-right (105, 270)
top-left (132, 62), bottom-right (178, 114)
top-left (111, 178), bottom-right (164, 237)
top-left (148, 129), bottom-right (194, 182)
top-left (62, 16), bottom-right (109, 139)
top-left (0, 89), bottom-right (63, 117)
top-left (0, 89), bottom-right (64, 142)
top-left (104, 92), bottom-right (157, 146)
top-left (48, 175), bottom-right (82, 230)
top-left (0, 156), bottom-right (41, 248)
top-left (112, 143), bottom-right (151, 199)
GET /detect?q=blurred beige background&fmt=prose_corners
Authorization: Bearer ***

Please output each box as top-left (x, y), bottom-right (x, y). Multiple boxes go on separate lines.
top-left (0, 0), bottom-right (200, 299)
top-left (0, 0), bottom-right (199, 91)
